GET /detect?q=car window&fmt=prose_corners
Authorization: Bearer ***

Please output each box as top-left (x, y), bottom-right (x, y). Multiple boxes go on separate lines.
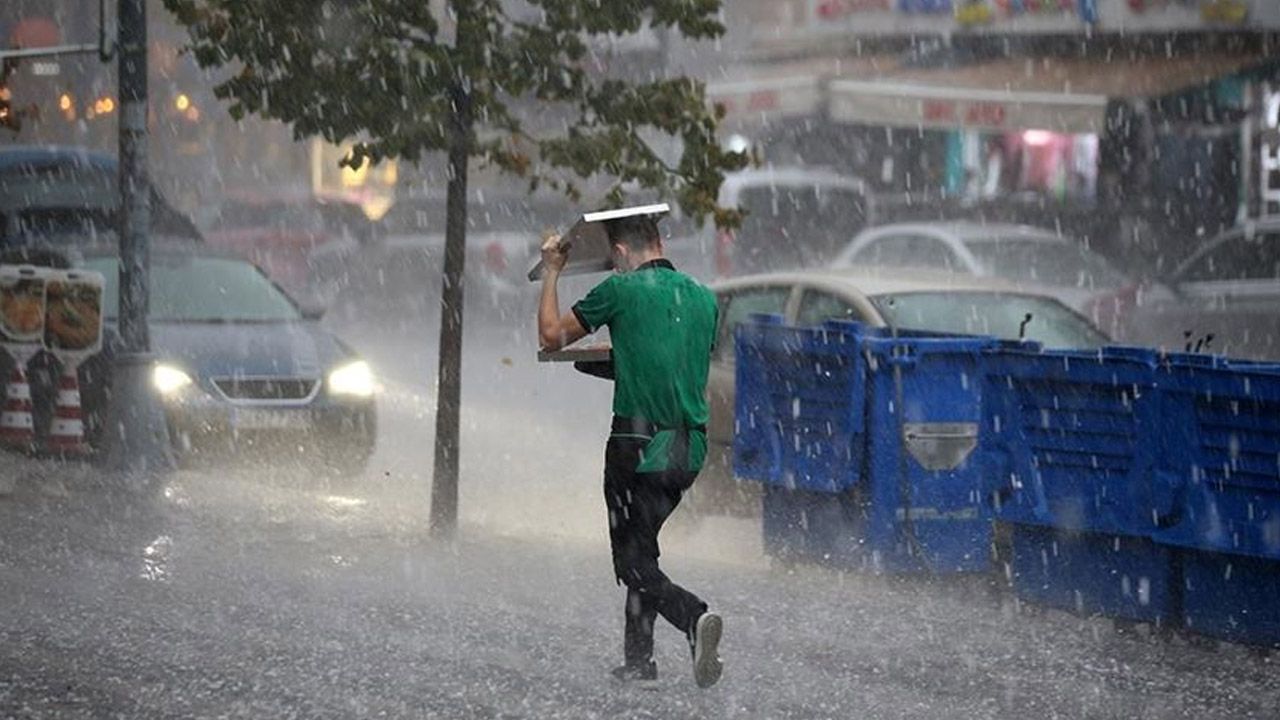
top-left (965, 237), bottom-right (1129, 289)
top-left (1180, 232), bottom-right (1280, 283)
top-left (871, 291), bottom-right (1108, 349)
top-left (796, 289), bottom-right (862, 327)
top-left (714, 286), bottom-right (791, 361)
top-left (86, 256), bottom-right (302, 323)
top-left (732, 185), bottom-right (866, 273)
top-left (851, 234), bottom-right (957, 271)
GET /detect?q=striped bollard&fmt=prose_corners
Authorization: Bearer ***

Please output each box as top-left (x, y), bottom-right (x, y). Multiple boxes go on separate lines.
top-left (0, 360), bottom-right (36, 453)
top-left (45, 365), bottom-right (89, 456)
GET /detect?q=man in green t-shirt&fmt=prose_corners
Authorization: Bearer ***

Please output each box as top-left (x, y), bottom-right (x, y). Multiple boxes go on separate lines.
top-left (537, 215), bottom-right (723, 689)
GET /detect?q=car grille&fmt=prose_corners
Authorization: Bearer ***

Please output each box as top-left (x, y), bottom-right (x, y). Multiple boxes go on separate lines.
top-left (212, 378), bottom-right (318, 402)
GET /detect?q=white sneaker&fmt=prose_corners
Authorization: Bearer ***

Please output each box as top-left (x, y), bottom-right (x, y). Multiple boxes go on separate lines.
top-left (691, 612), bottom-right (723, 688)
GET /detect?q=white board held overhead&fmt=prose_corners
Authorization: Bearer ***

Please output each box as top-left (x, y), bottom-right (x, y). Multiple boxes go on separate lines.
top-left (526, 203), bottom-right (670, 281)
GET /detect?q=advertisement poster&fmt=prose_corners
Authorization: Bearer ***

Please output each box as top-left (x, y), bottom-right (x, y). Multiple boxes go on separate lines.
top-left (0, 267), bottom-right (46, 346)
top-left (42, 271), bottom-right (104, 356)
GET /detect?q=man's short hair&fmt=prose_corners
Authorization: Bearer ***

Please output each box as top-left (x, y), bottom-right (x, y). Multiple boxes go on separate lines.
top-left (604, 215), bottom-right (661, 252)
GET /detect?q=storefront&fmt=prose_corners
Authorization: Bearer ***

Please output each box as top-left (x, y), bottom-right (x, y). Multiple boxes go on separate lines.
top-left (706, 0), bottom-right (1279, 265)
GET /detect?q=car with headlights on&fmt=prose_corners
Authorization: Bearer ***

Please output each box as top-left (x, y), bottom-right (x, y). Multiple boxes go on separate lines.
top-left (79, 245), bottom-right (377, 476)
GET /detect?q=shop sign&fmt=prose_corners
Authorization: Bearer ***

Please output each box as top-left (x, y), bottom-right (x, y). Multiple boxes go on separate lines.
top-left (30, 62), bottom-right (60, 77)
top-left (922, 99), bottom-right (1009, 127)
top-left (955, 0), bottom-right (1088, 26)
top-left (814, 0), bottom-right (894, 20)
top-left (717, 90), bottom-right (783, 115)
top-left (1124, 0), bottom-right (1197, 11)
top-left (898, 0), bottom-right (956, 13)
top-left (815, 0), bottom-right (960, 19)
top-left (1200, 0), bottom-right (1249, 24)
top-left (1125, 0), bottom-right (1248, 23)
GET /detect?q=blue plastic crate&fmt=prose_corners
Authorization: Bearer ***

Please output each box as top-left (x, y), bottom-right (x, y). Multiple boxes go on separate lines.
top-left (736, 316), bottom-right (997, 574)
top-left (1178, 549), bottom-right (1280, 647)
top-left (983, 346), bottom-right (1175, 537)
top-left (1009, 523), bottom-right (1174, 624)
top-left (1153, 358), bottom-right (1280, 560)
top-left (859, 332), bottom-right (998, 574)
top-left (734, 317), bottom-right (865, 493)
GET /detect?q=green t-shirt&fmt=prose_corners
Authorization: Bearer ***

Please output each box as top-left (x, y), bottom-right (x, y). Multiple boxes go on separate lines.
top-left (572, 259), bottom-right (718, 473)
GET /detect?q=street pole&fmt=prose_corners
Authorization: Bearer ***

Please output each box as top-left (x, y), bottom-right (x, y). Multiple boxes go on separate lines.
top-left (101, 0), bottom-right (175, 480)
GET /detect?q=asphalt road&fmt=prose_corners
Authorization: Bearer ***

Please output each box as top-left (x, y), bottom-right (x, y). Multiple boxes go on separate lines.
top-left (2, 308), bottom-right (1279, 719)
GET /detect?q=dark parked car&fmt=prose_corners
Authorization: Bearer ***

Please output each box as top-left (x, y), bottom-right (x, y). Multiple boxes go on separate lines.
top-left (0, 145), bottom-right (201, 250)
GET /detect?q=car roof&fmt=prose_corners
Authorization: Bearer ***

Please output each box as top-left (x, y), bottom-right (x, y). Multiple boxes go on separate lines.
top-left (78, 241), bottom-right (248, 263)
top-left (0, 145), bottom-right (117, 174)
top-left (712, 267), bottom-right (1062, 299)
top-left (856, 221), bottom-right (1064, 243)
top-left (1170, 218), bottom-right (1280, 278)
top-left (722, 166), bottom-right (866, 192)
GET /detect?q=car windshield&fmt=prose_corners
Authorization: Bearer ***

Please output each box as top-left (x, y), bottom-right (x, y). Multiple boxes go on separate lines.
top-left (85, 255), bottom-right (302, 323)
top-left (965, 237), bottom-right (1129, 289)
top-left (870, 291), bottom-right (1109, 349)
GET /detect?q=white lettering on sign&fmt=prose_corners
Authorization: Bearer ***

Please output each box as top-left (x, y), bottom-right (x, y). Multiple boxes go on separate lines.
top-left (31, 62), bottom-right (60, 77)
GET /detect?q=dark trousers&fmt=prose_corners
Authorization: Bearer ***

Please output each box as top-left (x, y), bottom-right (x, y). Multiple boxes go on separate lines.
top-left (603, 435), bottom-right (708, 667)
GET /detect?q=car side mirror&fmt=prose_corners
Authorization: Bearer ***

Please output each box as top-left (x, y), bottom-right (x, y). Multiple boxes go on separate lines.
top-left (296, 297), bottom-right (328, 320)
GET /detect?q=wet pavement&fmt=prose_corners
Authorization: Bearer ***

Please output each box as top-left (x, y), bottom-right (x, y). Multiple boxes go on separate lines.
top-left (2, 314), bottom-right (1279, 719)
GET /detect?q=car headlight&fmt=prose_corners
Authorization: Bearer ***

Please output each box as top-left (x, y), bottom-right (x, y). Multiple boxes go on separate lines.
top-left (153, 364), bottom-right (193, 395)
top-left (328, 360), bottom-right (374, 398)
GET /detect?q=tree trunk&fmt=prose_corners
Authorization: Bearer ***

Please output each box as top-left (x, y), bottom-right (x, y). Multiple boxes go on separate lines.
top-left (429, 78), bottom-right (472, 538)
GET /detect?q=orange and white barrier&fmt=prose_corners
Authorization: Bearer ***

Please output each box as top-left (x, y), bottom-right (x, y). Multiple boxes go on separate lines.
top-left (39, 269), bottom-right (104, 458)
top-left (0, 359), bottom-right (35, 452)
top-left (45, 366), bottom-right (88, 456)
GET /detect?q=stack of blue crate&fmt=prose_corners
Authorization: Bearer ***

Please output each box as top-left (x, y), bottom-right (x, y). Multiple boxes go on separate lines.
top-left (1153, 354), bottom-right (1280, 647)
top-left (983, 345), bottom-right (1179, 624)
top-left (734, 317), bottom-right (997, 574)
top-left (734, 316), bottom-right (867, 567)
top-left (734, 314), bottom-right (1280, 647)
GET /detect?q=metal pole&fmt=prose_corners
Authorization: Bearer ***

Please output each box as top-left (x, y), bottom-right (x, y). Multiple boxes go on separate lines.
top-left (101, 0), bottom-right (175, 479)
top-left (118, 0), bottom-right (148, 353)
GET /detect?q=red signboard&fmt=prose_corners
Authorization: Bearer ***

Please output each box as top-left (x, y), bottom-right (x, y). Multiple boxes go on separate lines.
top-left (921, 99), bottom-right (1008, 127)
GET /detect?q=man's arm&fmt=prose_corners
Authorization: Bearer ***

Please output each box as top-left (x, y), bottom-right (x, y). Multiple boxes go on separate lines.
top-left (537, 235), bottom-right (589, 352)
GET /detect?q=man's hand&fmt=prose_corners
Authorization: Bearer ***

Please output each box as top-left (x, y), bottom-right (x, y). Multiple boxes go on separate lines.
top-left (540, 232), bottom-right (570, 275)
top-left (537, 232), bottom-right (587, 351)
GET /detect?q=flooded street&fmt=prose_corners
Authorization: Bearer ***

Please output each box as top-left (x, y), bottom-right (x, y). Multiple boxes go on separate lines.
top-left (3, 312), bottom-right (1278, 719)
